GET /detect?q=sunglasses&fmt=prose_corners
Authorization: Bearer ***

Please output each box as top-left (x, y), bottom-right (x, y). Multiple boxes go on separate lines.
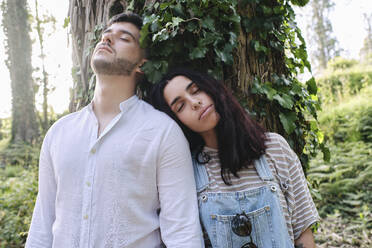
top-left (231, 212), bottom-right (257, 248)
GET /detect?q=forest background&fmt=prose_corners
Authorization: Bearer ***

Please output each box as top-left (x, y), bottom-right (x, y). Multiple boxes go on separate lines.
top-left (0, 0), bottom-right (371, 247)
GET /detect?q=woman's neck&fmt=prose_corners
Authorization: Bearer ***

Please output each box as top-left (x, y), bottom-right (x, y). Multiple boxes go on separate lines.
top-left (200, 129), bottom-right (218, 149)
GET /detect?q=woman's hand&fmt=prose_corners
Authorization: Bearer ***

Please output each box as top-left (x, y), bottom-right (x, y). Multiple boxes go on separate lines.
top-left (295, 227), bottom-right (316, 248)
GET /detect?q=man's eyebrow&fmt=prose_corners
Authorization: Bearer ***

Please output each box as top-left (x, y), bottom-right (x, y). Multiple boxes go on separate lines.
top-left (102, 28), bottom-right (138, 41)
top-left (169, 81), bottom-right (194, 107)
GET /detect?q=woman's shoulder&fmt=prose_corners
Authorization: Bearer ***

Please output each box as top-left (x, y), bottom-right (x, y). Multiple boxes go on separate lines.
top-left (264, 132), bottom-right (297, 168)
top-left (264, 132), bottom-right (291, 152)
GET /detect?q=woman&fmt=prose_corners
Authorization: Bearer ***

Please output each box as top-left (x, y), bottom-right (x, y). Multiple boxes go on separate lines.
top-left (151, 68), bottom-right (318, 248)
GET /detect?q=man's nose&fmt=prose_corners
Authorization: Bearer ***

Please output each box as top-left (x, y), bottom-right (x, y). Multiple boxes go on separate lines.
top-left (101, 32), bottom-right (113, 44)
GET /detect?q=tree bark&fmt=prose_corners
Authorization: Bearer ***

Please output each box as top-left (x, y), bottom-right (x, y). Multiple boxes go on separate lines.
top-left (68, 0), bottom-right (129, 111)
top-left (2, 0), bottom-right (39, 144)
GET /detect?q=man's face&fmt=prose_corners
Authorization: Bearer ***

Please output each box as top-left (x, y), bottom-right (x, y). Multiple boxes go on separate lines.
top-left (91, 22), bottom-right (143, 76)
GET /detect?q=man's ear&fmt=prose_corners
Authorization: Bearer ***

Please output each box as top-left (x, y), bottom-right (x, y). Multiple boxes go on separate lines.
top-left (135, 58), bottom-right (147, 74)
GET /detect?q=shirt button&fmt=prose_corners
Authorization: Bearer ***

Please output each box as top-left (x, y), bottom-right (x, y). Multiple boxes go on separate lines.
top-left (201, 195), bottom-right (208, 202)
top-left (270, 185), bottom-right (277, 192)
top-left (90, 148), bottom-right (96, 154)
top-left (83, 215), bottom-right (89, 220)
top-left (86, 182), bottom-right (91, 187)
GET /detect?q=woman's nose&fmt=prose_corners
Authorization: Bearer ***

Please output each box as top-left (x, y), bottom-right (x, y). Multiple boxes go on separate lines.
top-left (191, 99), bottom-right (202, 110)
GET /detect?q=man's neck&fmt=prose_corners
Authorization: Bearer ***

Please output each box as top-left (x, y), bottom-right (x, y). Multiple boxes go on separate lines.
top-left (92, 74), bottom-right (136, 117)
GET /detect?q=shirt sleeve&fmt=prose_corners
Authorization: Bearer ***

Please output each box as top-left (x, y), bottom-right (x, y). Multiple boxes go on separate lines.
top-left (25, 131), bottom-right (56, 247)
top-left (157, 122), bottom-right (204, 248)
top-left (277, 134), bottom-right (320, 240)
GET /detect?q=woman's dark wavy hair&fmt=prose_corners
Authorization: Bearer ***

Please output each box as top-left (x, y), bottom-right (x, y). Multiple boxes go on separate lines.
top-left (151, 68), bottom-right (267, 185)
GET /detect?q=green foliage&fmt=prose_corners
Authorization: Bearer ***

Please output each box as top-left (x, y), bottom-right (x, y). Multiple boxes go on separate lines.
top-left (308, 85), bottom-right (372, 244)
top-left (0, 118), bottom-right (11, 142)
top-left (140, 0), bottom-right (241, 83)
top-left (0, 142), bottom-right (41, 168)
top-left (319, 86), bottom-right (372, 143)
top-left (136, 0), bottom-right (325, 170)
top-left (309, 141), bottom-right (372, 216)
top-left (318, 57), bottom-right (372, 104)
top-left (0, 165), bottom-right (38, 247)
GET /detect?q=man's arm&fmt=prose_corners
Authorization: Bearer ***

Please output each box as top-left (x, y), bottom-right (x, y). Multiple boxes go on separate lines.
top-left (157, 122), bottom-right (204, 248)
top-left (25, 132), bottom-right (56, 247)
top-left (295, 228), bottom-right (316, 248)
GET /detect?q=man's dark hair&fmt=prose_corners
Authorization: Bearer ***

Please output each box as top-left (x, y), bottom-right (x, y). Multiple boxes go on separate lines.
top-left (107, 12), bottom-right (143, 30)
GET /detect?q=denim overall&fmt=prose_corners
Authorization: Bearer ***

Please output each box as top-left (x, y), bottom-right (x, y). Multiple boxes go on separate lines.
top-left (192, 155), bottom-right (294, 248)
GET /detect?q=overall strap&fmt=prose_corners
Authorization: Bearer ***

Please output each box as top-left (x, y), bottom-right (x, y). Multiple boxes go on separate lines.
top-left (254, 155), bottom-right (274, 182)
top-left (192, 155), bottom-right (210, 193)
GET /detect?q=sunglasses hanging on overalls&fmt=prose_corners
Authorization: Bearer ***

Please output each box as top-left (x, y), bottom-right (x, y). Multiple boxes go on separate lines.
top-left (231, 212), bottom-right (258, 248)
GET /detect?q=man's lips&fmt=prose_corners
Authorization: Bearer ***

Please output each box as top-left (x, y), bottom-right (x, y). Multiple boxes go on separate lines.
top-left (199, 104), bottom-right (214, 120)
top-left (97, 45), bottom-right (113, 54)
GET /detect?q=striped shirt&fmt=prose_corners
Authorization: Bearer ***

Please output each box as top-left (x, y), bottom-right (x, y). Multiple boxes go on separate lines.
top-left (202, 132), bottom-right (319, 242)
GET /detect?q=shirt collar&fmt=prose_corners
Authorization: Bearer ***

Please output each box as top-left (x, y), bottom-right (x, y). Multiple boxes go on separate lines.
top-left (87, 95), bottom-right (139, 114)
top-left (119, 95), bottom-right (138, 113)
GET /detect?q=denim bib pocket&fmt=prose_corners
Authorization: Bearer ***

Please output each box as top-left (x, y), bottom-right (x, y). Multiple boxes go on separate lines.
top-left (211, 205), bottom-right (274, 248)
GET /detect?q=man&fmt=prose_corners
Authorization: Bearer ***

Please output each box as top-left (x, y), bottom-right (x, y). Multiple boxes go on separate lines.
top-left (26, 12), bottom-right (203, 248)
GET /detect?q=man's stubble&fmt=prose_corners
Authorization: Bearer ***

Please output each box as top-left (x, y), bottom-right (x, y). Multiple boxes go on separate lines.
top-left (92, 55), bottom-right (138, 76)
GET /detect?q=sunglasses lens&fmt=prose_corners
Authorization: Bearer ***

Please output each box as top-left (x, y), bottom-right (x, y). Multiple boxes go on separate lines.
top-left (231, 212), bottom-right (252, 237)
top-left (241, 242), bottom-right (257, 248)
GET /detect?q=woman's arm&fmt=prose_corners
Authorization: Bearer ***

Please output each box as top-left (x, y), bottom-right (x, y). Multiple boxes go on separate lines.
top-left (295, 228), bottom-right (316, 248)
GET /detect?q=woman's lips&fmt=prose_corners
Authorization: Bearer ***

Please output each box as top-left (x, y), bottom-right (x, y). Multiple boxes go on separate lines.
top-left (199, 104), bottom-right (214, 120)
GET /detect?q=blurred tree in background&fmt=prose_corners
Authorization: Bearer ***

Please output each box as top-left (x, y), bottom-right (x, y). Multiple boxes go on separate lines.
top-left (1, 0), bottom-right (39, 144)
top-left (308, 0), bottom-right (340, 73)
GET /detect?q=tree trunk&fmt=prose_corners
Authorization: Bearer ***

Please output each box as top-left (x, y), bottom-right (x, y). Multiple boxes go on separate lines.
top-left (228, 1), bottom-right (303, 156)
top-left (1, 0), bottom-right (39, 144)
top-left (68, 0), bottom-right (130, 112)
top-left (34, 0), bottom-right (49, 132)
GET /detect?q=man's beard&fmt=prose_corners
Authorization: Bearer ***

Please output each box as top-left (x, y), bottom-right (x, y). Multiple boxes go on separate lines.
top-left (92, 57), bottom-right (138, 76)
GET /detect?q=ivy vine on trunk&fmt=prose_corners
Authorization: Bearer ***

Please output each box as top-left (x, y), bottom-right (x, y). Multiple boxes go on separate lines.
top-left (68, 0), bottom-right (328, 172)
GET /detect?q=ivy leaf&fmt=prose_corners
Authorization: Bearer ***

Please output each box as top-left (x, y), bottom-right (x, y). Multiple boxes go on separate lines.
top-left (290, 0), bottom-right (309, 7)
top-left (202, 16), bottom-right (215, 31)
top-left (273, 94), bottom-right (294, 109)
top-left (190, 46), bottom-right (207, 59)
top-left (265, 87), bottom-right (277, 100)
top-left (279, 112), bottom-right (297, 134)
top-left (262, 6), bottom-right (272, 15)
top-left (320, 143), bottom-right (331, 162)
top-left (306, 77), bottom-right (318, 95)
top-left (172, 17), bottom-right (184, 26)
top-left (140, 22), bottom-right (150, 48)
top-left (160, 2), bottom-right (170, 10)
top-left (63, 17), bottom-right (70, 28)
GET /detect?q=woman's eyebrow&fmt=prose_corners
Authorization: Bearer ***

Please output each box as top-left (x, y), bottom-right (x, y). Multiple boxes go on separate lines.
top-left (185, 81), bottom-right (194, 91)
top-left (170, 81), bottom-right (194, 107)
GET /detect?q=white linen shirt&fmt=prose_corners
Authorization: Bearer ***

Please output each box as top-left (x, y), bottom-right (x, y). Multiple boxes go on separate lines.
top-left (26, 95), bottom-right (204, 248)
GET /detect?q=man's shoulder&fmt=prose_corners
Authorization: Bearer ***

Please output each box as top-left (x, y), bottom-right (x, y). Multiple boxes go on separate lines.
top-left (47, 106), bottom-right (89, 133)
top-left (137, 100), bottom-right (176, 128)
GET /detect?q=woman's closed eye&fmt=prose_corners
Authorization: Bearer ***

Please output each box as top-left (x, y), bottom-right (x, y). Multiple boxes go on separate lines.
top-left (176, 102), bottom-right (185, 112)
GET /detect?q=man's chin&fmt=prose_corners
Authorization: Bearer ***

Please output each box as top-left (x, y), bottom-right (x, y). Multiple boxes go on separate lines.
top-left (91, 57), bottom-right (137, 76)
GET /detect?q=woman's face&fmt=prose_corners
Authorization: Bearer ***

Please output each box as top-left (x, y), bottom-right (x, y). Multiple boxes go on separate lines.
top-left (163, 75), bottom-right (220, 134)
